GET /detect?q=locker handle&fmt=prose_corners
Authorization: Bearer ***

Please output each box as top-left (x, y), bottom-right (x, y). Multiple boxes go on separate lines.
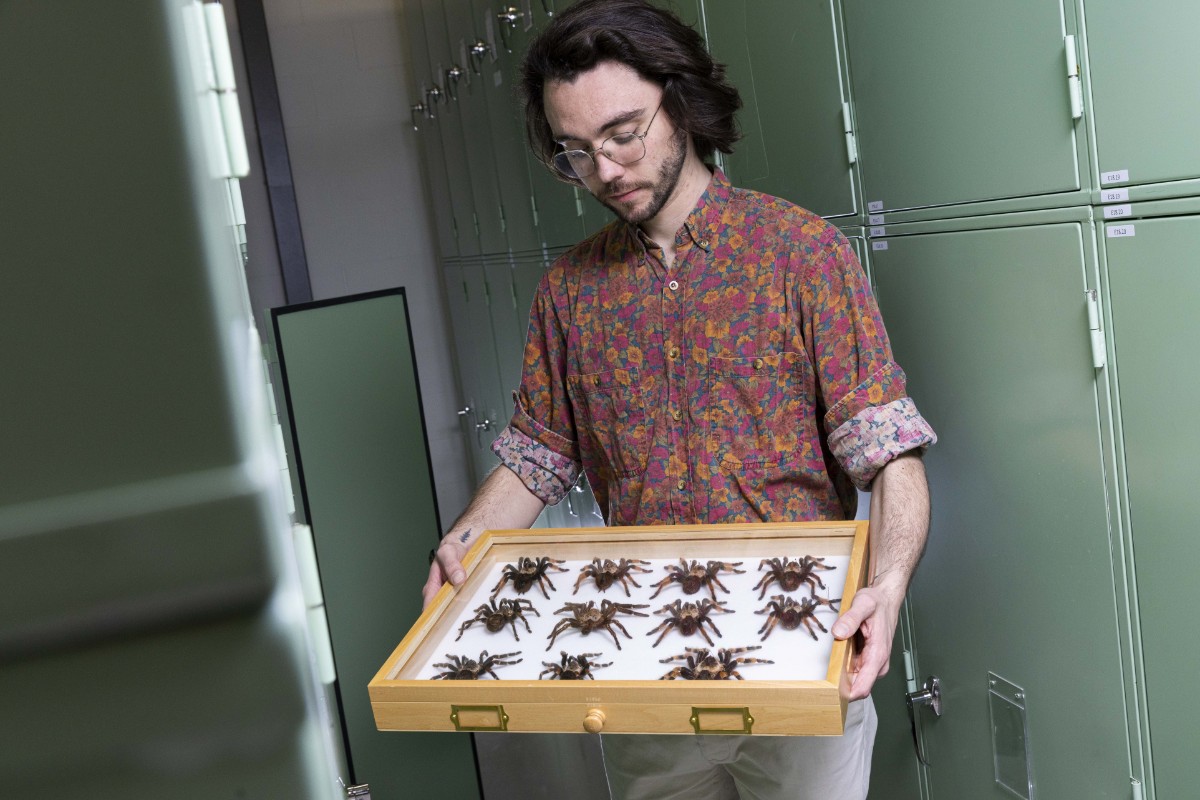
top-left (538, 0), bottom-right (552, 17)
top-left (445, 65), bottom-right (464, 101)
top-left (905, 675), bottom-right (942, 766)
top-left (469, 40), bottom-right (490, 75)
top-left (410, 102), bottom-right (425, 131)
top-left (497, 7), bottom-right (523, 53)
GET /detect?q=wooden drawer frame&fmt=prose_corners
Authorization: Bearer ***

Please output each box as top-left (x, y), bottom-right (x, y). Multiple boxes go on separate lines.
top-left (370, 520), bottom-right (869, 736)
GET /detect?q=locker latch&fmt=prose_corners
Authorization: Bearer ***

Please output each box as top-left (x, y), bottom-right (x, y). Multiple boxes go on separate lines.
top-left (1065, 35), bottom-right (1083, 120)
top-left (1086, 289), bottom-right (1106, 370)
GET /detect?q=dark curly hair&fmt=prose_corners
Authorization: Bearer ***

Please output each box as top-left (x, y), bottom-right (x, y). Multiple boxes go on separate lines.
top-left (520, 0), bottom-right (741, 180)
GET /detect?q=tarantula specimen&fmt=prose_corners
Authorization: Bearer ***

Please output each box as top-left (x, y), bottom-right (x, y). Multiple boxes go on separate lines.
top-left (545, 599), bottom-right (650, 651)
top-left (645, 599), bottom-right (733, 647)
top-left (573, 557), bottom-right (652, 596)
top-left (648, 558), bottom-right (746, 601)
top-left (491, 556), bottom-right (568, 600)
top-left (430, 650), bottom-right (522, 680)
top-left (658, 646), bottom-right (774, 680)
top-left (753, 555), bottom-right (836, 600)
top-left (539, 651), bottom-right (613, 680)
top-left (755, 594), bottom-right (841, 641)
top-left (455, 598), bottom-right (540, 641)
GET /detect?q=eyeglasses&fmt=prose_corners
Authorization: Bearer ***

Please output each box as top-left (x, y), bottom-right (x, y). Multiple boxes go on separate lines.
top-left (550, 101), bottom-right (663, 181)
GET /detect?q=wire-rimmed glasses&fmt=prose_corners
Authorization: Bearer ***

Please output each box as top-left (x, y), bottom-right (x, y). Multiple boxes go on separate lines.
top-left (550, 101), bottom-right (663, 181)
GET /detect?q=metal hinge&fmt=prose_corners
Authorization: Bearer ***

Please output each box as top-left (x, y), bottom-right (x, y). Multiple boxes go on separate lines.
top-left (574, 188), bottom-right (585, 218)
top-left (1086, 289), bottom-right (1106, 369)
top-left (183, 2), bottom-right (250, 179)
top-left (902, 648), bottom-right (918, 694)
top-left (341, 780), bottom-right (372, 799)
top-left (1065, 35), bottom-right (1083, 120)
top-left (499, 203), bottom-right (507, 233)
top-left (530, 194), bottom-right (540, 227)
top-left (842, 102), bottom-right (859, 164)
top-left (1131, 777), bottom-right (1144, 800)
top-left (473, 211), bottom-right (481, 238)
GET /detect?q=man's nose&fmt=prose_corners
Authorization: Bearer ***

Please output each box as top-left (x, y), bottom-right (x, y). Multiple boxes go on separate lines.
top-left (593, 150), bottom-right (624, 183)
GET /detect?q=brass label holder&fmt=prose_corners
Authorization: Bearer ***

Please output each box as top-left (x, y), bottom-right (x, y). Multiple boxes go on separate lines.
top-left (450, 704), bottom-right (510, 732)
top-left (689, 706), bottom-right (754, 735)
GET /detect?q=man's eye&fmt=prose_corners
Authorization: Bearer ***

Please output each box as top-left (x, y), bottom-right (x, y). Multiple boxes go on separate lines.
top-left (610, 133), bottom-right (638, 144)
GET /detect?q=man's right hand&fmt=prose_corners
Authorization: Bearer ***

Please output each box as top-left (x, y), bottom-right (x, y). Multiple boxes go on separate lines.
top-left (421, 537), bottom-right (469, 609)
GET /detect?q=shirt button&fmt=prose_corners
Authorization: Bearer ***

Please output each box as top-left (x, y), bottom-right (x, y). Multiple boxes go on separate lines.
top-left (668, 346), bottom-right (680, 359)
top-left (700, 239), bottom-right (710, 248)
top-left (672, 408), bottom-right (682, 421)
top-left (753, 358), bottom-right (764, 369)
top-left (677, 479), bottom-right (686, 491)
top-left (592, 375), bottom-right (601, 385)
top-left (668, 280), bottom-right (679, 291)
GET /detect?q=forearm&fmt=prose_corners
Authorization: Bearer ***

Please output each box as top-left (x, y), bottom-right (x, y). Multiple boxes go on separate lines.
top-left (866, 451), bottom-right (930, 600)
top-left (443, 464), bottom-right (547, 550)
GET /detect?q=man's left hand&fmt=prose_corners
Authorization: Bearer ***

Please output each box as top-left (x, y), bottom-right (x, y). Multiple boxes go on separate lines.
top-left (831, 584), bottom-right (903, 700)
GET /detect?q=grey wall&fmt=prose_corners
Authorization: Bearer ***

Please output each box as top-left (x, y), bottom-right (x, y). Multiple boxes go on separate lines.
top-left (231, 0), bottom-right (474, 528)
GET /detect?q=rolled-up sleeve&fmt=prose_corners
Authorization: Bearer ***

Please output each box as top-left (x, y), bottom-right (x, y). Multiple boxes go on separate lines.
top-left (491, 268), bottom-right (582, 505)
top-left (803, 235), bottom-right (936, 490)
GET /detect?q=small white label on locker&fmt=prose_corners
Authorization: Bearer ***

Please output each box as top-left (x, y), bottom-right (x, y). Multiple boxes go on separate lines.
top-left (868, 214), bottom-right (885, 225)
top-left (872, 240), bottom-right (889, 251)
top-left (1103, 204), bottom-right (1132, 220)
top-left (1101, 188), bottom-right (1130, 203)
top-left (1101, 169), bottom-right (1130, 185)
top-left (494, 70), bottom-right (503, 87)
top-left (1106, 224), bottom-right (1136, 238)
top-left (870, 226), bottom-right (886, 237)
top-left (868, 201), bottom-right (884, 212)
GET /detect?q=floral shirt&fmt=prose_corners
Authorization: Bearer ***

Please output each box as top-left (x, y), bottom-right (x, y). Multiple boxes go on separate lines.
top-left (492, 170), bottom-right (935, 526)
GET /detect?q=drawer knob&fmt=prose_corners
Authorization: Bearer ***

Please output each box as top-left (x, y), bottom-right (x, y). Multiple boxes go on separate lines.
top-left (583, 708), bottom-right (606, 733)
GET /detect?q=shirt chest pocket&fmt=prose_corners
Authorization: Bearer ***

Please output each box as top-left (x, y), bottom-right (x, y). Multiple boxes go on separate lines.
top-left (569, 367), bottom-right (655, 479)
top-left (707, 352), bottom-right (813, 469)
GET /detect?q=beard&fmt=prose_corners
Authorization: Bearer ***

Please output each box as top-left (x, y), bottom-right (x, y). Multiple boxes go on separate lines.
top-left (600, 127), bottom-right (688, 226)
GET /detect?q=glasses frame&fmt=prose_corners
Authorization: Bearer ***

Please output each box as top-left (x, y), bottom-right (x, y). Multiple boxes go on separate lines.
top-left (550, 100), bottom-right (664, 181)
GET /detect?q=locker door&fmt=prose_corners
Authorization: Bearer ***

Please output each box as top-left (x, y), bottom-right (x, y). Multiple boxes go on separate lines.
top-left (843, 0), bottom-right (1083, 212)
top-left (703, 0), bottom-right (858, 218)
top-left (1104, 214), bottom-right (1200, 799)
top-left (1083, 1), bottom-right (1200, 188)
top-left (500, 0), bottom-right (587, 250)
top-left (474, 0), bottom-right (541, 253)
top-left (439, 0), bottom-right (510, 255)
top-left (406, 0), bottom-right (461, 258)
top-left (871, 222), bottom-right (1130, 797)
top-left (444, 261), bottom-right (507, 484)
top-left (419, 0), bottom-right (484, 257)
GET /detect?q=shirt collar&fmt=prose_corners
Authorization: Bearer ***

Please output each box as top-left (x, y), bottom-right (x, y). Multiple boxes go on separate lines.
top-left (627, 167), bottom-right (730, 258)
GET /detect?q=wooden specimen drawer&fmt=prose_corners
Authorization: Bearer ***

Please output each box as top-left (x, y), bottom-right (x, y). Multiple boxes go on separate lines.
top-left (370, 520), bottom-right (868, 736)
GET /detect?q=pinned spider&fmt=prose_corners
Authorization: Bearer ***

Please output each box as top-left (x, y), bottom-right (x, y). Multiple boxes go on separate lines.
top-left (573, 557), bottom-right (652, 596)
top-left (430, 650), bottom-right (522, 680)
top-left (658, 646), bottom-right (774, 680)
top-left (546, 599), bottom-right (650, 651)
top-left (648, 558), bottom-right (746, 601)
top-left (753, 555), bottom-right (836, 600)
top-left (755, 594), bottom-right (841, 641)
top-left (539, 651), bottom-right (613, 680)
top-left (645, 599), bottom-right (733, 647)
top-left (491, 556), bottom-right (568, 600)
top-left (455, 598), bottom-right (540, 641)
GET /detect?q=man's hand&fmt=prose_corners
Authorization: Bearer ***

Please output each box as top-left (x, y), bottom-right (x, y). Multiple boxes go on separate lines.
top-left (421, 537), bottom-right (469, 609)
top-left (831, 584), bottom-right (903, 700)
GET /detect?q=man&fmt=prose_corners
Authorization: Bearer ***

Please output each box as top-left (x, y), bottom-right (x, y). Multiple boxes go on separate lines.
top-left (422, 1), bottom-right (936, 797)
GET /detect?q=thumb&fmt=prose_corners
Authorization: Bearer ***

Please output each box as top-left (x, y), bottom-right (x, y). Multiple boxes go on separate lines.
top-left (831, 591), bottom-right (877, 639)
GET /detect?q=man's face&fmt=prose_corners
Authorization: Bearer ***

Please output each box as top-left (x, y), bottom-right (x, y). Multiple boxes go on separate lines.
top-left (543, 62), bottom-right (688, 226)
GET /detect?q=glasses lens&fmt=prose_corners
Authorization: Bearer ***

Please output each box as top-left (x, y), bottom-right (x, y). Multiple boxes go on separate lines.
top-left (605, 132), bottom-right (646, 166)
top-left (552, 150), bottom-right (593, 180)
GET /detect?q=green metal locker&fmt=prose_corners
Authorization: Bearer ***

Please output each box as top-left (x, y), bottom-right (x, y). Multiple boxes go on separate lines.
top-left (1082, 1), bottom-right (1200, 192)
top-left (435, 0), bottom-right (510, 255)
top-left (406, 0), bottom-right (462, 259)
top-left (272, 290), bottom-right (480, 800)
top-left (843, 0), bottom-right (1088, 214)
top-left (472, 0), bottom-right (542, 254)
top-left (701, 0), bottom-right (860, 218)
top-left (869, 213), bottom-right (1134, 798)
top-left (444, 260), bottom-right (509, 483)
top-left (1101, 205), bottom-right (1200, 800)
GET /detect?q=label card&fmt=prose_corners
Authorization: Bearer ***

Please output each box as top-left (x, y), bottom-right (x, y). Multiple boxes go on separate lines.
top-left (1101, 188), bottom-right (1130, 203)
top-left (868, 214), bottom-right (885, 226)
top-left (1101, 169), bottom-right (1130, 186)
top-left (867, 201), bottom-right (884, 213)
top-left (1103, 204), bottom-right (1132, 220)
top-left (1106, 224), bottom-right (1136, 238)
top-left (872, 240), bottom-right (889, 251)
top-left (870, 226), bottom-right (886, 237)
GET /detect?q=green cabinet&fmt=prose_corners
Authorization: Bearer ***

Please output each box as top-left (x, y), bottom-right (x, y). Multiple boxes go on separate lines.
top-left (1083, 0), bottom-right (1200, 190)
top-left (1102, 211), bottom-right (1200, 800)
top-left (843, 0), bottom-right (1085, 212)
top-left (702, 0), bottom-right (859, 217)
top-left (870, 215), bottom-right (1132, 797)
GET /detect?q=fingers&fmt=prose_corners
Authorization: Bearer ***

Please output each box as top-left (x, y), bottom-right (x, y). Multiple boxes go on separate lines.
top-left (421, 540), bottom-right (469, 610)
top-left (831, 590), bottom-right (877, 640)
top-left (421, 561), bottom-right (446, 610)
top-left (844, 626), bottom-right (892, 700)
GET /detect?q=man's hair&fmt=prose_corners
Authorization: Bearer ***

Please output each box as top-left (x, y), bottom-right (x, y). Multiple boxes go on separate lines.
top-left (519, 0), bottom-right (741, 176)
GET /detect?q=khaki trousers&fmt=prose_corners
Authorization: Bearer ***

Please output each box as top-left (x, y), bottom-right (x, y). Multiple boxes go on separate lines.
top-left (600, 698), bottom-right (877, 800)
